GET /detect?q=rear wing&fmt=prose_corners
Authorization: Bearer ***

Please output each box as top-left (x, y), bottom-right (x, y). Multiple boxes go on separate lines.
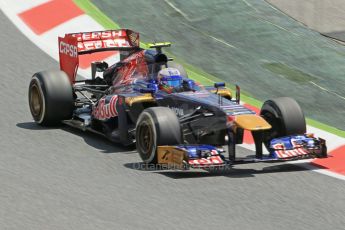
top-left (58, 29), bottom-right (140, 83)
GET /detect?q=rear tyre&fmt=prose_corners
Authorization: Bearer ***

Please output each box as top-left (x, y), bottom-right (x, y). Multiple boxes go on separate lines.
top-left (260, 97), bottom-right (306, 146)
top-left (167, 61), bottom-right (188, 78)
top-left (136, 107), bottom-right (182, 164)
top-left (28, 70), bottom-right (74, 126)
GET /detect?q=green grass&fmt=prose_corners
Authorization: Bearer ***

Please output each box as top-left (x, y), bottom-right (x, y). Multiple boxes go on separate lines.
top-left (73, 0), bottom-right (345, 138)
top-left (263, 62), bottom-right (317, 83)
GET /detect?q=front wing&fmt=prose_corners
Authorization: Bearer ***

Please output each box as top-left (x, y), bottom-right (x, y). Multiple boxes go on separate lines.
top-left (269, 134), bottom-right (327, 159)
top-left (156, 134), bottom-right (327, 169)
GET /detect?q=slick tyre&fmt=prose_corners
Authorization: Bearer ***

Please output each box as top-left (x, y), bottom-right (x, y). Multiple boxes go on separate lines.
top-left (136, 107), bottom-right (182, 164)
top-left (28, 70), bottom-right (74, 126)
top-left (260, 97), bottom-right (306, 145)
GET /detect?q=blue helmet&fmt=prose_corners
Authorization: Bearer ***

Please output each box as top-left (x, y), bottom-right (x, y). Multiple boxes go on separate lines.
top-left (157, 68), bottom-right (183, 88)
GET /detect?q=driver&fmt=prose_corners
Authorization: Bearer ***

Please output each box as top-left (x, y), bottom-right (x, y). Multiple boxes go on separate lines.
top-left (157, 68), bottom-right (183, 93)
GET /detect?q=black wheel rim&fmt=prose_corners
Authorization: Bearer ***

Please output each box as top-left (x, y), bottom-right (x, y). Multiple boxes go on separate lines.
top-left (137, 120), bottom-right (154, 159)
top-left (30, 83), bottom-right (43, 118)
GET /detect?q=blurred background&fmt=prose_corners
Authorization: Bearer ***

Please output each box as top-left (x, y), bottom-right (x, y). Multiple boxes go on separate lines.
top-left (268, 0), bottom-right (345, 41)
top-left (92, 0), bottom-right (345, 130)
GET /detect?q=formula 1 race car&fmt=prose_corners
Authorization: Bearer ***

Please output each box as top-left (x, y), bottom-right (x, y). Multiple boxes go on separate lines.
top-left (28, 29), bottom-right (327, 169)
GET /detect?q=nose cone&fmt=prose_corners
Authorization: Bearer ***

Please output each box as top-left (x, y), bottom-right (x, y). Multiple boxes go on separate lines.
top-left (175, 90), bottom-right (256, 116)
top-left (233, 114), bottom-right (272, 131)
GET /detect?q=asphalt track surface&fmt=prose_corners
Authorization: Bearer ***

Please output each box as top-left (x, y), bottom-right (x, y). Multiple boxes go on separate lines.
top-left (1, 10), bottom-right (345, 230)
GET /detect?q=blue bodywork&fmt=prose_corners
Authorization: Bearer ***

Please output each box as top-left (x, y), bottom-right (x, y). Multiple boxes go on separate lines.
top-left (177, 145), bottom-right (224, 159)
top-left (270, 135), bottom-right (321, 151)
top-left (268, 134), bottom-right (326, 159)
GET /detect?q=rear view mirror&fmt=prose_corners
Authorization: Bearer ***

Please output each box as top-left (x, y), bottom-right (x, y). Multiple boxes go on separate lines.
top-left (235, 85), bottom-right (240, 104)
top-left (214, 82), bottom-right (225, 88)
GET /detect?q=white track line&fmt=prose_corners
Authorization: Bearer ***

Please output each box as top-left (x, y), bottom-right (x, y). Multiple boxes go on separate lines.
top-left (0, 0), bottom-right (49, 13)
top-left (241, 0), bottom-right (259, 12)
top-left (307, 126), bottom-right (345, 151)
top-left (297, 159), bottom-right (345, 181)
top-left (1, 3), bottom-right (118, 79)
top-left (1, 1), bottom-right (53, 57)
top-left (180, 21), bottom-right (236, 49)
top-left (40, 15), bottom-right (104, 59)
top-left (163, 0), bottom-right (193, 21)
top-left (310, 81), bottom-right (345, 101)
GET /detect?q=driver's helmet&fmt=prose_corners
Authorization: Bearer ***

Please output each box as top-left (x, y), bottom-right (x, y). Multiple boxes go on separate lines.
top-left (157, 68), bottom-right (183, 89)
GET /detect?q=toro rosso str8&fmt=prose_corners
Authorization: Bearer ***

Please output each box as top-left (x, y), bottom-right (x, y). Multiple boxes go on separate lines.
top-left (28, 29), bottom-right (327, 169)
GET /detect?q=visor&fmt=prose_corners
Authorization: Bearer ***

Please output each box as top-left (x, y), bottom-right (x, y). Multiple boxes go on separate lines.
top-left (166, 79), bottom-right (182, 87)
top-left (161, 75), bottom-right (182, 87)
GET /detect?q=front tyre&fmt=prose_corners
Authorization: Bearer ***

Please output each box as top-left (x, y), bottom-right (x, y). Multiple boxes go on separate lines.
top-left (136, 107), bottom-right (182, 164)
top-left (260, 97), bottom-right (306, 146)
top-left (28, 70), bottom-right (74, 126)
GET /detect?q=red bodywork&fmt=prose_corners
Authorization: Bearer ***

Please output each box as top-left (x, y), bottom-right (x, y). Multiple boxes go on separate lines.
top-left (112, 50), bottom-right (149, 88)
top-left (58, 29), bottom-right (140, 83)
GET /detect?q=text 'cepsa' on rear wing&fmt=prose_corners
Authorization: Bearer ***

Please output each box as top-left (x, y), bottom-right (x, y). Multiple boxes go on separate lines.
top-left (58, 29), bottom-right (140, 83)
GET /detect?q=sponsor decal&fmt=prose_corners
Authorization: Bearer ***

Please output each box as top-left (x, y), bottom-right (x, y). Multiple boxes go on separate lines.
top-left (168, 106), bottom-right (184, 116)
top-left (70, 30), bottom-right (135, 52)
top-left (181, 91), bottom-right (210, 98)
top-left (59, 41), bottom-right (78, 58)
top-left (92, 95), bottom-right (118, 120)
top-left (162, 150), bottom-right (170, 160)
top-left (211, 150), bottom-right (218, 156)
top-left (78, 39), bottom-right (130, 51)
top-left (188, 156), bottom-right (224, 165)
top-left (72, 30), bottom-right (126, 41)
top-left (161, 149), bottom-right (184, 163)
top-left (157, 147), bottom-right (186, 167)
top-left (272, 143), bottom-right (308, 158)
